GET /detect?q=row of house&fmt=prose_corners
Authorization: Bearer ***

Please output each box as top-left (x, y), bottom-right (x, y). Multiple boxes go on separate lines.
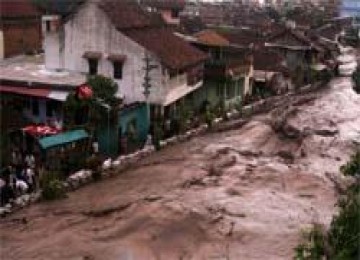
top-left (0, 0), bottom-right (351, 161)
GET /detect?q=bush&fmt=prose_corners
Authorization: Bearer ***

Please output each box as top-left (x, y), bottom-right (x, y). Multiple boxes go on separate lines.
top-left (41, 172), bottom-right (67, 201)
top-left (328, 189), bottom-right (360, 259)
top-left (86, 154), bottom-right (102, 181)
top-left (294, 224), bottom-right (326, 260)
top-left (352, 68), bottom-right (360, 94)
top-left (340, 150), bottom-right (360, 177)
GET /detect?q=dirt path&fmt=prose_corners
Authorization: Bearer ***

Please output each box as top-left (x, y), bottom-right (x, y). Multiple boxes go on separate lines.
top-left (1, 77), bottom-right (359, 260)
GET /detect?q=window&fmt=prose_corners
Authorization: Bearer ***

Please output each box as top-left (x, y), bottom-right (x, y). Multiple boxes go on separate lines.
top-left (171, 9), bottom-right (180, 19)
top-left (88, 58), bottom-right (98, 75)
top-left (46, 20), bottom-right (51, 32)
top-left (227, 82), bottom-right (236, 99)
top-left (46, 100), bottom-right (59, 117)
top-left (113, 61), bottom-right (123, 79)
top-left (32, 99), bottom-right (39, 116)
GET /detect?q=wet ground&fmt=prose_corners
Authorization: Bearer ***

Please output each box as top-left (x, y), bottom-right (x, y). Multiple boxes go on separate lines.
top-left (1, 76), bottom-right (360, 260)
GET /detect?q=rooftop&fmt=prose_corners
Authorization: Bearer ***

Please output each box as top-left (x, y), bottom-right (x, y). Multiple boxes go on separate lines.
top-left (0, 0), bottom-right (40, 18)
top-left (124, 27), bottom-right (208, 70)
top-left (193, 29), bottom-right (230, 47)
top-left (0, 55), bottom-right (86, 88)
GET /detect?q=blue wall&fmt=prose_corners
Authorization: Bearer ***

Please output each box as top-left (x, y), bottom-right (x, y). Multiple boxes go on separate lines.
top-left (119, 103), bottom-right (149, 143)
top-left (97, 103), bottom-right (150, 156)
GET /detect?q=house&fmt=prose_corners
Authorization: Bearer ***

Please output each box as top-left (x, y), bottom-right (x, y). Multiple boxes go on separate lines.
top-left (265, 29), bottom-right (327, 73)
top-left (0, 55), bottom-right (84, 128)
top-left (0, 0), bottom-right (42, 60)
top-left (42, 0), bottom-right (207, 120)
top-left (188, 29), bottom-right (253, 108)
top-left (0, 55), bottom-right (150, 156)
top-left (252, 49), bottom-right (290, 96)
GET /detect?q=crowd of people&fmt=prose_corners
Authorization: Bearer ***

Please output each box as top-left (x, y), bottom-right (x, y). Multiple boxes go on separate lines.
top-left (0, 149), bottom-right (41, 207)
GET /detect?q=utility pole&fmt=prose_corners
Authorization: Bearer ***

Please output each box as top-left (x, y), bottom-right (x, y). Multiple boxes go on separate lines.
top-left (142, 52), bottom-right (158, 132)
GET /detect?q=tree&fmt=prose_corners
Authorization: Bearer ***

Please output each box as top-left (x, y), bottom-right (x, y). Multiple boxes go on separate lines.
top-left (352, 68), bottom-right (360, 94)
top-left (63, 75), bottom-right (120, 129)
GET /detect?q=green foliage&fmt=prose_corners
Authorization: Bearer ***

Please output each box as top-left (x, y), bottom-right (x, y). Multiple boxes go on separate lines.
top-left (294, 150), bottom-right (360, 259)
top-left (352, 68), bottom-right (360, 94)
top-left (328, 190), bottom-right (360, 260)
top-left (41, 172), bottom-right (66, 201)
top-left (152, 122), bottom-right (163, 151)
top-left (178, 104), bottom-right (193, 133)
top-left (340, 150), bottom-right (360, 177)
top-left (205, 108), bottom-right (215, 128)
top-left (86, 154), bottom-right (102, 181)
top-left (294, 224), bottom-right (326, 260)
top-left (234, 97), bottom-right (242, 112)
top-left (64, 75), bottom-right (120, 129)
top-left (87, 75), bottom-right (118, 106)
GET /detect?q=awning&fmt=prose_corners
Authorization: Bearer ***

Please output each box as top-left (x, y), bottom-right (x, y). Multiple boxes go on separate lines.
top-left (39, 129), bottom-right (89, 150)
top-left (0, 85), bottom-right (69, 101)
top-left (107, 54), bottom-right (127, 62)
top-left (83, 51), bottom-right (102, 59)
top-left (162, 80), bottom-right (202, 106)
top-left (48, 90), bottom-right (69, 101)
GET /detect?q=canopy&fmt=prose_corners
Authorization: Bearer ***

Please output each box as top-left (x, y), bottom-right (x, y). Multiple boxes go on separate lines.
top-left (39, 129), bottom-right (89, 150)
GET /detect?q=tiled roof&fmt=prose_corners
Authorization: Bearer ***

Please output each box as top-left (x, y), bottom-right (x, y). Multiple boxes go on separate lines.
top-left (194, 30), bottom-right (230, 47)
top-left (267, 29), bottom-right (324, 52)
top-left (125, 27), bottom-right (208, 70)
top-left (0, 0), bottom-right (40, 18)
top-left (217, 29), bottom-right (265, 48)
top-left (99, 0), bottom-right (155, 30)
top-left (253, 49), bottom-right (285, 72)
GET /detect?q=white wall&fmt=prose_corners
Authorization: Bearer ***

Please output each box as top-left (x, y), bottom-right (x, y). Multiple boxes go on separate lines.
top-left (44, 2), bottom-right (201, 106)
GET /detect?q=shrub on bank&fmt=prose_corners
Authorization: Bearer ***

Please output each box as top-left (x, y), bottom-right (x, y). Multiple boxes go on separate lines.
top-left (294, 150), bottom-right (360, 259)
top-left (41, 172), bottom-right (67, 201)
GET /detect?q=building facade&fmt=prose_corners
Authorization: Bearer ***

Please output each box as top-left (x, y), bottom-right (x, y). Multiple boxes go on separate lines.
top-left (43, 1), bottom-right (207, 114)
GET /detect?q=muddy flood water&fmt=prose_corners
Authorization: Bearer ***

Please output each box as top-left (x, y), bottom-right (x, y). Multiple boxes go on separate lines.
top-left (1, 76), bottom-right (360, 260)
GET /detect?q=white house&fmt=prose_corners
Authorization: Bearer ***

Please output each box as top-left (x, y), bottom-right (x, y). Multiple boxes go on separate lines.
top-left (42, 0), bottom-right (207, 116)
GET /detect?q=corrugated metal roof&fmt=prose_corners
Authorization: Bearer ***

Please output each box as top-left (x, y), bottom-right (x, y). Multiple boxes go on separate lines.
top-left (39, 129), bottom-right (89, 150)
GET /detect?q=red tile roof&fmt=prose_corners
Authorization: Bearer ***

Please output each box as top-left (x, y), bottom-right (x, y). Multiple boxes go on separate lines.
top-left (267, 29), bottom-right (324, 52)
top-left (217, 29), bottom-right (265, 48)
top-left (99, 0), bottom-right (155, 30)
top-left (0, 0), bottom-right (40, 18)
top-left (125, 27), bottom-right (208, 70)
top-left (194, 29), bottom-right (230, 47)
top-left (253, 49), bottom-right (285, 72)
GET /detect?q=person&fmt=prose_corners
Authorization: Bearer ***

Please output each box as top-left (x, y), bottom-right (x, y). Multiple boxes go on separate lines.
top-left (92, 137), bottom-right (99, 154)
top-left (25, 152), bottom-right (35, 169)
top-left (25, 167), bottom-right (35, 192)
top-left (15, 179), bottom-right (28, 195)
top-left (1, 180), bottom-right (15, 207)
top-left (11, 149), bottom-right (20, 168)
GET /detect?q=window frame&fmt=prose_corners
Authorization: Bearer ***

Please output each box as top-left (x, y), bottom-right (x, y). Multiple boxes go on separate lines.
top-left (113, 61), bottom-right (124, 80)
top-left (88, 58), bottom-right (98, 76)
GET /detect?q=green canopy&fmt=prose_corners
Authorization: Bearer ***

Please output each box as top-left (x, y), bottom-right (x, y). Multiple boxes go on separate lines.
top-left (39, 129), bottom-right (89, 150)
